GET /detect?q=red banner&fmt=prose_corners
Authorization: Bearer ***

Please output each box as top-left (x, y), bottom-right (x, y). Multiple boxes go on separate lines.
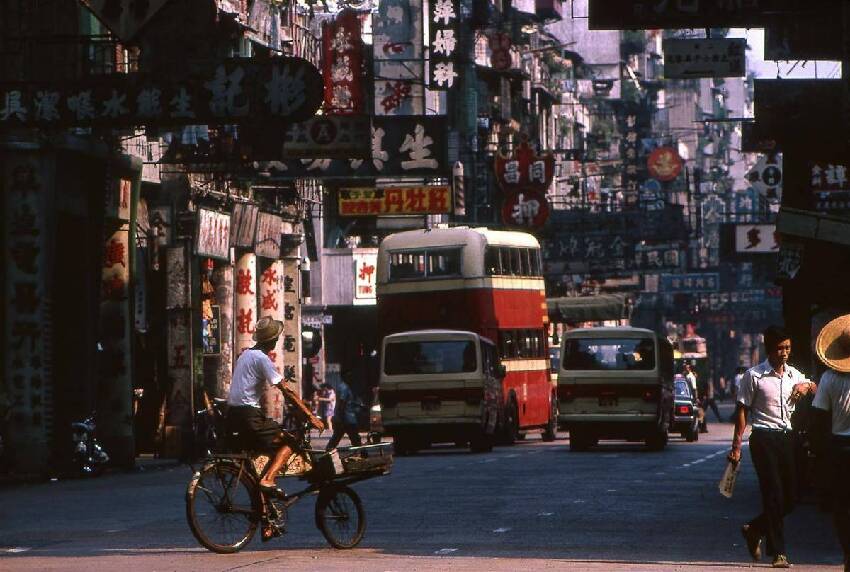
top-left (647, 147), bottom-right (683, 182)
top-left (494, 140), bottom-right (555, 193)
top-left (501, 190), bottom-right (550, 230)
top-left (322, 10), bottom-right (363, 115)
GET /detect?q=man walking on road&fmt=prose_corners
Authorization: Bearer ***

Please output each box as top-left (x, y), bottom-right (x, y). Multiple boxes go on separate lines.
top-left (811, 314), bottom-right (850, 572)
top-left (729, 325), bottom-right (817, 568)
top-left (325, 372), bottom-right (363, 452)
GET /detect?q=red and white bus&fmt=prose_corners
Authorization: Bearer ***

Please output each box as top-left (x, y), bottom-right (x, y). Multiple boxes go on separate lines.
top-left (376, 226), bottom-right (557, 447)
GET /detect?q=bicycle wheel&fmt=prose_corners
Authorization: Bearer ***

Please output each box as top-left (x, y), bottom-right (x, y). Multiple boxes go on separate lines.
top-left (314, 485), bottom-right (366, 549)
top-left (186, 461), bottom-right (260, 553)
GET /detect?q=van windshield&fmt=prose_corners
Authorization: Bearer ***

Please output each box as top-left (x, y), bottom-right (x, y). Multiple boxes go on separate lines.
top-left (562, 337), bottom-right (656, 371)
top-left (384, 340), bottom-right (477, 375)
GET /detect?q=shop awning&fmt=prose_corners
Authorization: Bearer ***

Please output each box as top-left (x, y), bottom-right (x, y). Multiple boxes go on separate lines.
top-left (547, 294), bottom-right (629, 323)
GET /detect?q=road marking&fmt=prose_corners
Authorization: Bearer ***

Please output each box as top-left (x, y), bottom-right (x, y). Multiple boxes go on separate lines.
top-left (504, 454), bottom-right (519, 458)
top-left (480, 458), bottom-right (497, 463)
top-left (434, 548), bottom-right (458, 555)
top-left (105, 529), bottom-right (125, 533)
top-left (6, 547), bottom-right (31, 553)
top-left (538, 512), bottom-right (554, 516)
top-left (679, 447), bottom-right (740, 469)
top-left (492, 527), bottom-right (511, 533)
top-left (573, 500), bottom-right (585, 504)
top-left (606, 489), bottom-right (617, 492)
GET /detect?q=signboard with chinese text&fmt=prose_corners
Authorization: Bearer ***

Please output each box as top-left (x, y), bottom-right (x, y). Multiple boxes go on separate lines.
top-left (283, 115), bottom-right (370, 159)
top-left (0, 57), bottom-right (323, 129)
top-left (494, 140), bottom-right (555, 193)
top-left (809, 161), bottom-right (850, 213)
top-left (254, 212), bottom-right (283, 259)
top-left (322, 10), bottom-right (364, 115)
top-left (231, 203), bottom-right (259, 248)
top-left (429, 0), bottom-right (460, 90)
top-left (105, 178), bottom-right (132, 221)
top-left (373, 0), bottom-right (425, 116)
top-left (589, 0), bottom-right (787, 30)
top-left (735, 224), bottom-right (779, 253)
top-left (501, 190), bottom-right (550, 230)
top-left (353, 251), bottom-right (378, 302)
top-left (662, 38), bottom-right (745, 78)
top-left (617, 100), bottom-right (652, 204)
top-left (259, 116), bottom-right (450, 178)
top-left (660, 273), bottom-right (720, 294)
top-left (339, 186), bottom-right (452, 216)
top-left (195, 208), bottom-right (231, 260)
top-left (647, 147), bottom-right (683, 182)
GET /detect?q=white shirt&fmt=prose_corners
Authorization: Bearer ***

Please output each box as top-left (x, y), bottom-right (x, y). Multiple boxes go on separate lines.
top-left (812, 369), bottom-right (850, 437)
top-left (686, 372), bottom-right (698, 395)
top-left (737, 359), bottom-right (806, 431)
top-left (227, 349), bottom-right (283, 408)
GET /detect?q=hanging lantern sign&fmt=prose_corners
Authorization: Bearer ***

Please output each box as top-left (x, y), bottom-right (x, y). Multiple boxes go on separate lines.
top-left (647, 146), bottom-right (683, 182)
top-left (322, 9), bottom-right (364, 115)
top-left (494, 139), bottom-right (555, 193)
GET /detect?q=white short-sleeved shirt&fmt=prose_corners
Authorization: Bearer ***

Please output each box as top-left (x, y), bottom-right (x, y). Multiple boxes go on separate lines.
top-left (812, 369), bottom-right (850, 437)
top-left (737, 359), bottom-right (807, 431)
top-left (227, 349), bottom-right (283, 408)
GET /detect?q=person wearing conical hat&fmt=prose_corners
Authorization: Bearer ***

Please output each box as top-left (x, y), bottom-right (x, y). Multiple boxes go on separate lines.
top-left (227, 316), bottom-right (325, 540)
top-left (812, 314), bottom-right (850, 572)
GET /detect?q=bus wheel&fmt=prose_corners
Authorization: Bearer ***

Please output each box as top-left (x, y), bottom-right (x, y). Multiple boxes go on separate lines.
top-left (542, 399), bottom-right (558, 442)
top-left (497, 400), bottom-right (518, 446)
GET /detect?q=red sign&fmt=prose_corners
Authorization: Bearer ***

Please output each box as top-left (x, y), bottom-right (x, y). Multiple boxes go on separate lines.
top-left (501, 190), bottom-right (550, 230)
top-left (494, 140), bottom-right (555, 193)
top-left (647, 147), bottom-right (683, 182)
top-left (322, 10), bottom-right (363, 115)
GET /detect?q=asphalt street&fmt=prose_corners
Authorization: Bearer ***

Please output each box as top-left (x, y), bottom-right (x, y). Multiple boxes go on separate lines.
top-left (0, 403), bottom-right (844, 571)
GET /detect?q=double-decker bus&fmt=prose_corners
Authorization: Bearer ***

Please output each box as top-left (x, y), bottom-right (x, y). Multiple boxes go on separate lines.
top-left (376, 227), bottom-right (556, 450)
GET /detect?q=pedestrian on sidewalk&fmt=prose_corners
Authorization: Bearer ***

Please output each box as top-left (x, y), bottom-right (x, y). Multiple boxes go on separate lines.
top-left (810, 314), bottom-right (850, 572)
top-left (702, 376), bottom-right (722, 423)
top-left (728, 325), bottom-right (817, 568)
top-left (317, 383), bottom-right (335, 434)
top-left (325, 371), bottom-right (363, 451)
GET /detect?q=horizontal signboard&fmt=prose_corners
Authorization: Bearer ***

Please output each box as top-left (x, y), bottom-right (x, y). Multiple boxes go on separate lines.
top-left (660, 273), bottom-right (720, 294)
top-left (338, 186), bottom-right (452, 216)
top-left (589, 0), bottom-right (792, 30)
top-left (283, 115), bottom-right (371, 159)
top-left (0, 57), bottom-right (323, 129)
top-left (662, 38), bottom-right (745, 79)
top-left (735, 224), bottom-right (779, 253)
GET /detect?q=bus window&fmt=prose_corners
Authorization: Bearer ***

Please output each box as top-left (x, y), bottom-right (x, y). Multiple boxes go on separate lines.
top-left (520, 249), bottom-right (531, 276)
top-left (428, 248), bottom-right (462, 277)
top-left (511, 248), bottom-right (523, 276)
top-left (384, 340), bottom-right (477, 375)
top-left (499, 330), bottom-right (518, 359)
top-left (562, 337), bottom-right (656, 371)
top-left (529, 249), bottom-right (541, 276)
top-left (390, 251), bottom-right (426, 280)
top-left (485, 246), bottom-right (501, 275)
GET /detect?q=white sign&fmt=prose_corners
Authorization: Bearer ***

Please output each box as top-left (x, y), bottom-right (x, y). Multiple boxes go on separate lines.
top-left (353, 252), bottom-right (378, 302)
top-left (196, 208), bottom-right (231, 260)
top-left (662, 38), bottom-right (746, 79)
top-left (747, 155), bottom-right (783, 200)
top-left (735, 224), bottom-right (779, 253)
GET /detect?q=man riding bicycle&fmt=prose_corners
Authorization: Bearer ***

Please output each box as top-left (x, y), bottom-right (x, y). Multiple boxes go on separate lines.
top-left (227, 316), bottom-right (324, 498)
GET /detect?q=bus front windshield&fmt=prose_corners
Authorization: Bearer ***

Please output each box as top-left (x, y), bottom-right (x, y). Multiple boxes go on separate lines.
top-left (562, 338), bottom-right (656, 371)
top-left (384, 340), bottom-right (477, 375)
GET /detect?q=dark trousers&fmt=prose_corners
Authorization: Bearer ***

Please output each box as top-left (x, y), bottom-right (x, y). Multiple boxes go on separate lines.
top-left (326, 421), bottom-right (362, 451)
top-left (705, 397), bottom-right (722, 422)
top-left (748, 429), bottom-right (797, 556)
top-left (829, 438), bottom-right (850, 564)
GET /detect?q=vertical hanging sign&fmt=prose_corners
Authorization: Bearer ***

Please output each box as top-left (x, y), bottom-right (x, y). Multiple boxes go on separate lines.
top-left (373, 0), bottom-right (425, 115)
top-left (429, 0), bottom-right (459, 90)
top-left (322, 10), bottom-right (364, 115)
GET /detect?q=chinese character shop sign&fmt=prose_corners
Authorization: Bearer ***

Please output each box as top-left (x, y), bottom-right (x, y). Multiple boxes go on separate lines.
top-left (429, 0), bottom-right (459, 89)
top-left (322, 10), bottom-right (364, 115)
top-left (662, 38), bottom-right (746, 79)
top-left (495, 140), bottom-right (554, 230)
top-left (647, 147), bottom-right (683, 182)
top-left (809, 161), bottom-right (850, 212)
top-left (353, 251), bottom-right (378, 303)
top-left (373, 0), bottom-right (424, 116)
top-left (0, 57), bottom-right (323, 129)
top-left (339, 186), bottom-right (451, 216)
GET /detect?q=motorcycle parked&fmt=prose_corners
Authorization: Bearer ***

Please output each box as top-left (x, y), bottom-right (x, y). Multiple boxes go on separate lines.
top-left (71, 413), bottom-right (109, 476)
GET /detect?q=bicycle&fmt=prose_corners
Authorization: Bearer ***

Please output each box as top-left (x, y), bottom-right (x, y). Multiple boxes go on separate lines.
top-left (185, 413), bottom-right (392, 554)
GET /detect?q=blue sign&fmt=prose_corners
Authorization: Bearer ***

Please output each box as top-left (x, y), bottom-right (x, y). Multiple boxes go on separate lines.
top-left (661, 273), bottom-right (720, 294)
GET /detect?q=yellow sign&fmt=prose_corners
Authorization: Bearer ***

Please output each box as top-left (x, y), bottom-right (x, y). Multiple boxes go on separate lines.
top-left (338, 186), bottom-right (452, 216)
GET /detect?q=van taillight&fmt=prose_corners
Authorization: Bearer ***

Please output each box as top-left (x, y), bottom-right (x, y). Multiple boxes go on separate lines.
top-left (676, 404), bottom-right (691, 415)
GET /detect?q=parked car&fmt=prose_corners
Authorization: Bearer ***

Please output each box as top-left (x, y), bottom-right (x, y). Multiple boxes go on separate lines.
top-left (671, 376), bottom-right (699, 442)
